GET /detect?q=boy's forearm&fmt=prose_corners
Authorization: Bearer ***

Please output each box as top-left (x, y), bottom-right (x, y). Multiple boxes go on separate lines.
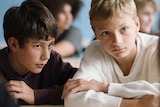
top-left (108, 81), bottom-right (160, 99)
top-left (34, 87), bottom-right (63, 105)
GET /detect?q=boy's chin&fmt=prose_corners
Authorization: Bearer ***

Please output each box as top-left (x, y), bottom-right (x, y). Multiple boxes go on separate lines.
top-left (31, 69), bottom-right (43, 74)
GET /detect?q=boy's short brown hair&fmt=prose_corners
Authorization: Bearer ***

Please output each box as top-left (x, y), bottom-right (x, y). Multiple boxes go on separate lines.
top-left (89, 0), bottom-right (137, 28)
top-left (3, 0), bottom-right (58, 48)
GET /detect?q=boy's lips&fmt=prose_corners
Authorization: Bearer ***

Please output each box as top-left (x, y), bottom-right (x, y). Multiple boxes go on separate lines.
top-left (36, 64), bottom-right (46, 68)
top-left (112, 47), bottom-right (126, 52)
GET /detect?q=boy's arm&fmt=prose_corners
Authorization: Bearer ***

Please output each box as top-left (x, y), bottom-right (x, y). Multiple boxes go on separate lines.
top-left (65, 90), bottom-right (122, 107)
top-left (65, 90), bottom-right (160, 107)
top-left (108, 80), bottom-right (160, 98)
top-left (0, 78), bottom-right (18, 107)
top-left (33, 67), bottom-right (77, 105)
top-left (64, 80), bottom-right (160, 107)
top-left (34, 86), bottom-right (64, 105)
top-left (33, 51), bottom-right (77, 105)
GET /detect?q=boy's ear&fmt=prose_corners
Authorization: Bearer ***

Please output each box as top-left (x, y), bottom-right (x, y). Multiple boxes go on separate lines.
top-left (8, 37), bottom-right (19, 52)
top-left (135, 17), bottom-right (140, 32)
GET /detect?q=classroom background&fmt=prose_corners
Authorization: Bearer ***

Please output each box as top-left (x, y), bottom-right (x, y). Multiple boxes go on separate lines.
top-left (0, 0), bottom-right (160, 49)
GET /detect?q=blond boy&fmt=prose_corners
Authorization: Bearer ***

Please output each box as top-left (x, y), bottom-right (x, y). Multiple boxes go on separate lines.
top-left (62, 0), bottom-right (160, 107)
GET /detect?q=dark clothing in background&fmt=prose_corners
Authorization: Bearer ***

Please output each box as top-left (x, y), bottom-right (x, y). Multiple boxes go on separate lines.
top-left (0, 47), bottom-right (77, 105)
top-left (55, 26), bottom-right (82, 57)
top-left (0, 79), bottom-right (18, 107)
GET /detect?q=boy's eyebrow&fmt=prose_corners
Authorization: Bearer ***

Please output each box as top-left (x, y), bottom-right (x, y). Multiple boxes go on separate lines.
top-left (119, 23), bottom-right (128, 27)
top-left (32, 39), bottom-right (55, 44)
top-left (50, 40), bottom-right (55, 44)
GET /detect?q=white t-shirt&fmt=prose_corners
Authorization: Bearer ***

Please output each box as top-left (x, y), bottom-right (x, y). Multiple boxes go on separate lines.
top-left (65, 32), bottom-right (160, 107)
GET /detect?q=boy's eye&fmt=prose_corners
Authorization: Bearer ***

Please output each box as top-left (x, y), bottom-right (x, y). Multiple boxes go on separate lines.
top-left (34, 44), bottom-right (41, 48)
top-left (102, 31), bottom-right (110, 36)
top-left (121, 27), bottom-right (127, 32)
top-left (48, 44), bottom-right (54, 49)
top-left (48, 42), bottom-right (54, 49)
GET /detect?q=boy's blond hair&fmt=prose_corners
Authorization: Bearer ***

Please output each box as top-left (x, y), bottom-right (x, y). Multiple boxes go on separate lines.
top-left (89, 0), bottom-right (137, 28)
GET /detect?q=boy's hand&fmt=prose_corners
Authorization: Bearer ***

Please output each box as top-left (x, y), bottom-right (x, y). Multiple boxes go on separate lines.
top-left (6, 80), bottom-right (34, 104)
top-left (62, 79), bottom-right (109, 100)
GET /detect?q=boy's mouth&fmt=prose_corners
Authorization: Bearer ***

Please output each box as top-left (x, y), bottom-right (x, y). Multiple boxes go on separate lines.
top-left (36, 64), bottom-right (46, 68)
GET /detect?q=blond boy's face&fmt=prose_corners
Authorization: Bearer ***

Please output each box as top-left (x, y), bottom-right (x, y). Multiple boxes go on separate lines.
top-left (9, 36), bottom-right (55, 75)
top-left (93, 14), bottom-right (140, 60)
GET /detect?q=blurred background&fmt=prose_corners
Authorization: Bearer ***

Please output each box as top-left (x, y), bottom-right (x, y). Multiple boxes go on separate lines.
top-left (0, 0), bottom-right (159, 49)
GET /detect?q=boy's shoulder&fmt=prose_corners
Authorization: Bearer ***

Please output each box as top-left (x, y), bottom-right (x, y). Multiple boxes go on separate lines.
top-left (0, 47), bottom-right (8, 58)
top-left (137, 32), bottom-right (159, 40)
top-left (49, 50), bottom-right (62, 61)
top-left (85, 40), bottom-right (101, 52)
top-left (0, 47), bottom-right (10, 73)
top-left (83, 40), bottom-right (107, 58)
top-left (137, 32), bottom-right (159, 53)
top-left (48, 50), bottom-right (71, 65)
top-left (137, 32), bottom-right (159, 45)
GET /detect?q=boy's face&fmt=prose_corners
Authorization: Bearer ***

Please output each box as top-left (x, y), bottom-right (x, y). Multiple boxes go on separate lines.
top-left (138, 3), bottom-right (155, 33)
top-left (9, 36), bottom-right (55, 75)
top-left (93, 14), bottom-right (140, 60)
top-left (56, 4), bottom-right (73, 31)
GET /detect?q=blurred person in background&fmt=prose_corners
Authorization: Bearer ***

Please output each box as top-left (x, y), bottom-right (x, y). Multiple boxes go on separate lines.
top-left (40, 0), bottom-right (83, 57)
top-left (134, 0), bottom-right (157, 34)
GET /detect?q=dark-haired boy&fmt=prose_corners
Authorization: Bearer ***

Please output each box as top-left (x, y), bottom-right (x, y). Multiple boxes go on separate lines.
top-left (0, 0), bottom-right (77, 105)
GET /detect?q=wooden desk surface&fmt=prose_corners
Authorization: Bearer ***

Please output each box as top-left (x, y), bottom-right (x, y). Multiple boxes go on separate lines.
top-left (21, 105), bottom-right (63, 107)
top-left (63, 57), bottom-right (81, 68)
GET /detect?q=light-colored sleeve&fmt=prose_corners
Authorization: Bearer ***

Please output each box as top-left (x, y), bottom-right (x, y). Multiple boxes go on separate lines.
top-left (73, 41), bottom-right (113, 82)
top-left (65, 42), bottom-right (123, 107)
top-left (148, 45), bottom-right (160, 82)
top-left (65, 90), bottom-right (122, 107)
top-left (108, 80), bottom-right (160, 99)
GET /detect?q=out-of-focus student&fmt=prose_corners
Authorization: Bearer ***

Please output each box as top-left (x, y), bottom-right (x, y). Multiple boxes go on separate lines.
top-left (134, 0), bottom-right (158, 34)
top-left (40, 0), bottom-right (83, 58)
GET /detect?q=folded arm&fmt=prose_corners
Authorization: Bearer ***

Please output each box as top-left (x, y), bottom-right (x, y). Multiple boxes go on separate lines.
top-left (64, 79), bottom-right (160, 107)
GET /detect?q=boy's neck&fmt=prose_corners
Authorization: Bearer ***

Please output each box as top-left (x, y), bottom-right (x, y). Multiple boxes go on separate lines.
top-left (8, 52), bottom-right (29, 76)
top-left (116, 45), bottom-right (137, 76)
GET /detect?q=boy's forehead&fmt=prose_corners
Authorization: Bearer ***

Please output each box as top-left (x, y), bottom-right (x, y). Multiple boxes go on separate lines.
top-left (91, 10), bottom-right (136, 25)
top-left (92, 14), bottom-right (135, 29)
top-left (93, 12), bottom-right (133, 21)
top-left (27, 36), bottom-right (55, 43)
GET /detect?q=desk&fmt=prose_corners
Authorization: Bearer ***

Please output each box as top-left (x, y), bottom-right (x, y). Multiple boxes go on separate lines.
top-left (63, 57), bottom-right (81, 68)
top-left (21, 105), bottom-right (63, 107)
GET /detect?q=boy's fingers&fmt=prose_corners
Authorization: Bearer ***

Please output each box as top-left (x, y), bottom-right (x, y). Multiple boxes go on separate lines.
top-left (6, 84), bottom-right (22, 93)
top-left (62, 82), bottom-right (82, 99)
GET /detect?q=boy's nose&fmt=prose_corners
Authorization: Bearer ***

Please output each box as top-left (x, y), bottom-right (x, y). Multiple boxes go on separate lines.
top-left (112, 33), bottom-right (122, 45)
top-left (41, 49), bottom-right (50, 60)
